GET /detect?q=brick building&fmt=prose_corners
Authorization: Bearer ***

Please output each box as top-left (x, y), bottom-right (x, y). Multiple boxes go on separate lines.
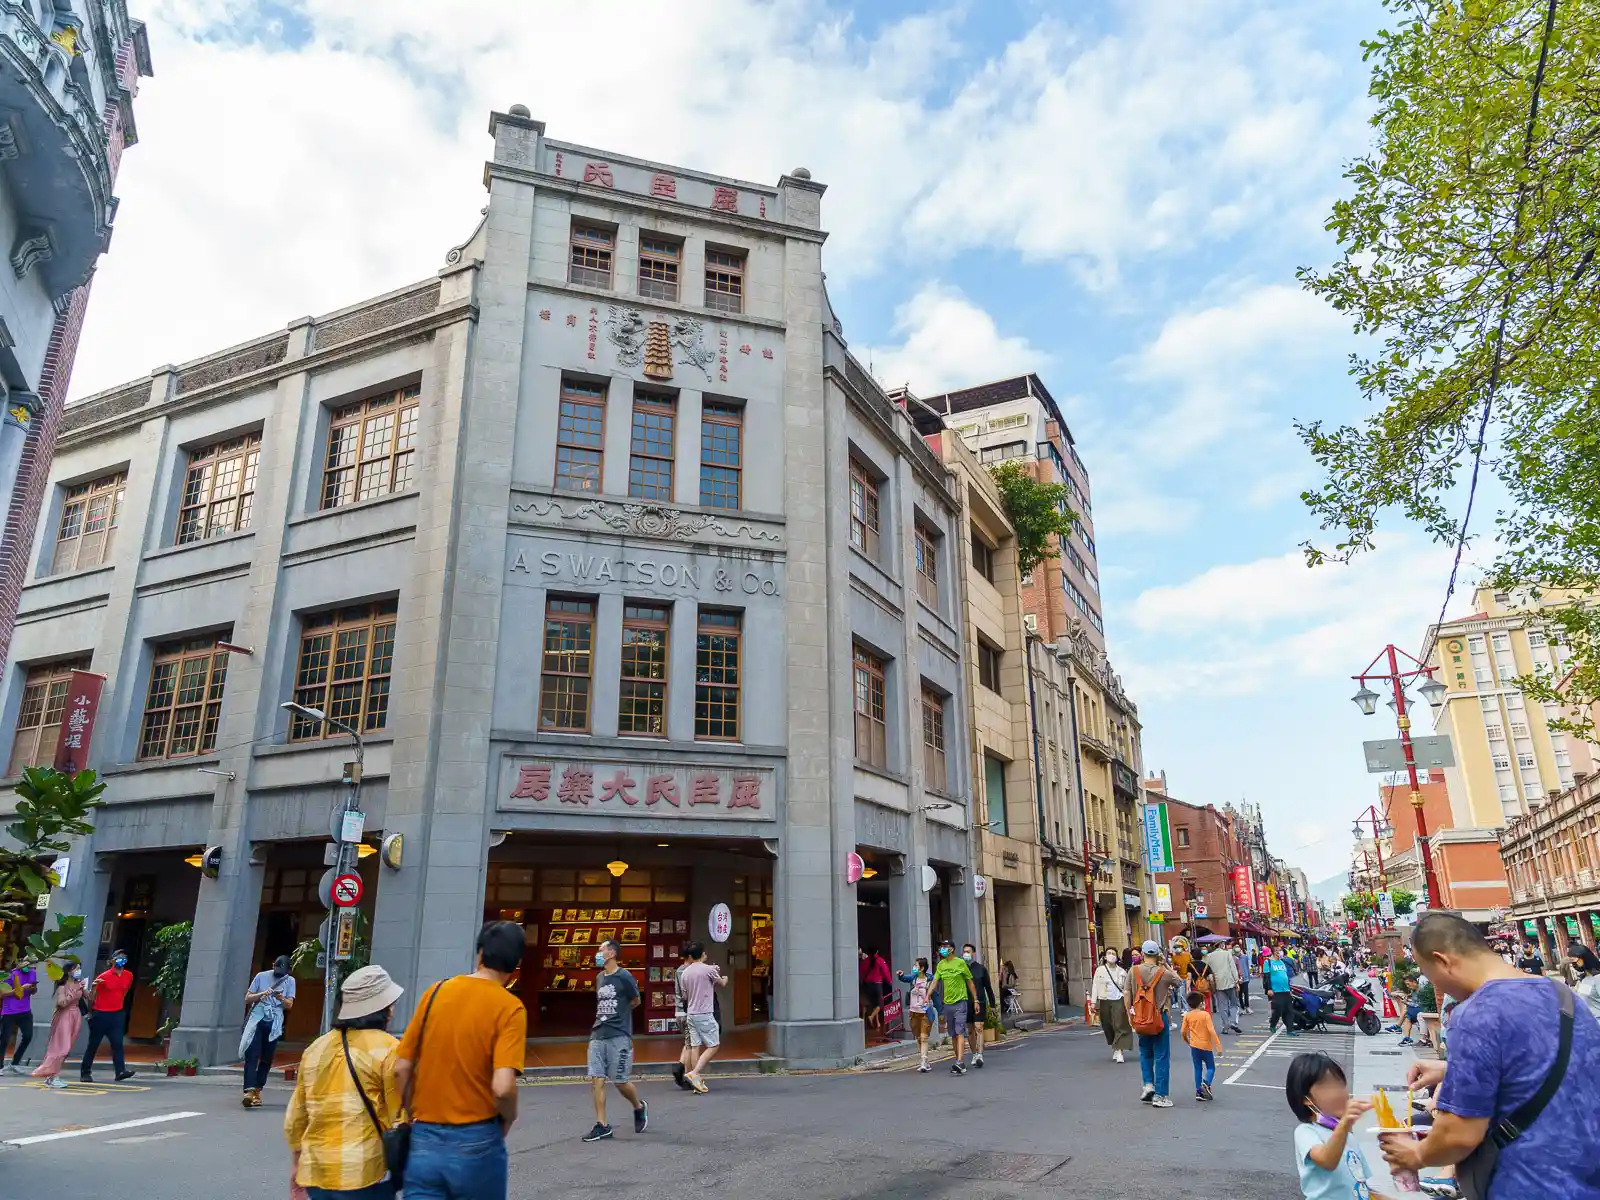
top-left (1145, 781), bottom-right (1255, 939)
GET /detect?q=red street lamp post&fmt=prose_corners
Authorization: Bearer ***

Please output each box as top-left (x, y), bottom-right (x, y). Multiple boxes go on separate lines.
top-left (1352, 805), bottom-right (1394, 926)
top-left (1351, 645), bottom-right (1446, 907)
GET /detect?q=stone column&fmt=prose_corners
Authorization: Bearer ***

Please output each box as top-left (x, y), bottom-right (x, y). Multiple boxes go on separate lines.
top-left (1581, 911), bottom-right (1598, 951)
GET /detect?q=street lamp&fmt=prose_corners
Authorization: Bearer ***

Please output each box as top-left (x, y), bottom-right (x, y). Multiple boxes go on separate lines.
top-left (1351, 685), bottom-right (1380, 715)
top-left (1417, 675), bottom-right (1447, 710)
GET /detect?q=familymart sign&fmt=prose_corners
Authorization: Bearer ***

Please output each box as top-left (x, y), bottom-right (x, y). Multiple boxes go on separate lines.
top-left (1143, 802), bottom-right (1174, 874)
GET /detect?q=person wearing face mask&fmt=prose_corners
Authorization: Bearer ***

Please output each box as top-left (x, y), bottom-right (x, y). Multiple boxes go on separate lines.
top-left (960, 944), bottom-right (997, 1068)
top-left (582, 937), bottom-right (646, 1143)
top-left (29, 961), bottom-right (86, 1088)
top-left (931, 939), bottom-right (977, 1075)
top-left (241, 954), bottom-right (298, 1109)
top-left (82, 949), bottom-right (136, 1083)
top-left (1091, 949), bottom-right (1133, 1063)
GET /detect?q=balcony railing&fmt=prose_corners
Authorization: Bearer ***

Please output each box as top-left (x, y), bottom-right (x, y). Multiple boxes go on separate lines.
top-left (1078, 730), bottom-right (1114, 762)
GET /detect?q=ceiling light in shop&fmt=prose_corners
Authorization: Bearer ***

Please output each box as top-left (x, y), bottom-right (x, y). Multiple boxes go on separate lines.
top-left (861, 867), bottom-right (878, 879)
top-left (606, 859), bottom-right (629, 878)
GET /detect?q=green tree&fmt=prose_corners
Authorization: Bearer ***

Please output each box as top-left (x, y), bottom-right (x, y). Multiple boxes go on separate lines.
top-left (988, 460), bottom-right (1078, 578)
top-left (0, 767), bottom-right (105, 989)
top-left (149, 920), bottom-right (192, 1038)
top-left (1390, 887), bottom-right (1419, 915)
top-left (291, 909), bottom-right (372, 989)
top-left (1343, 890), bottom-right (1378, 917)
top-left (1297, 1), bottom-right (1600, 723)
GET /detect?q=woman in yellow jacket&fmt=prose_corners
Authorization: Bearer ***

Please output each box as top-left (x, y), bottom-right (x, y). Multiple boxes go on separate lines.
top-left (285, 965), bottom-right (404, 1200)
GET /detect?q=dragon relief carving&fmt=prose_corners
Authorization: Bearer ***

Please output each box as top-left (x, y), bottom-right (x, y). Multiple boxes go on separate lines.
top-left (515, 497), bottom-right (781, 544)
top-left (604, 307), bottom-right (717, 382)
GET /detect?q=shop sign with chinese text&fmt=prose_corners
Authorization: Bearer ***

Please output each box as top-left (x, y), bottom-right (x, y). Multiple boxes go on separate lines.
top-left (500, 758), bottom-right (775, 821)
top-left (53, 670), bottom-right (106, 772)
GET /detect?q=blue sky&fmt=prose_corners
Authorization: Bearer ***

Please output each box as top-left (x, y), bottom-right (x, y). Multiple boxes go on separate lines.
top-left (72, 0), bottom-right (1484, 884)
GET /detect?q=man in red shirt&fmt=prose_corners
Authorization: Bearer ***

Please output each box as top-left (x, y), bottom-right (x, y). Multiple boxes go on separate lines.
top-left (82, 949), bottom-right (135, 1083)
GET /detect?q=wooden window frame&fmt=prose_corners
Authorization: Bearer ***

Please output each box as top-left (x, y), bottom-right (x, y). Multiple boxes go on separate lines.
top-left (637, 235), bottom-right (681, 302)
top-left (853, 646), bottom-right (888, 768)
top-left (914, 524), bottom-right (939, 608)
top-left (977, 640), bottom-right (1002, 694)
top-left (921, 687), bottom-right (947, 793)
top-left (138, 638), bottom-right (229, 760)
top-left (177, 433), bottom-right (261, 544)
top-left (290, 600), bottom-right (399, 740)
top-left (704, 248), bottom-right (745, 313)
top-left (50, 472), bottom-right (125, 575)
top-left (695, 609), bottom-right (742, 741)
top-left (555, 379), bottom-right (607, 493)
top-left (569, 222), bottom-right (614, 289)
top-left (618, 601), bottom-right (670, 737)
top-left (699, 402), bottom-right (743, 510)
top-left (848, 461), bottom-right (881, 559)
top-left (539, 597), bottom-right (595, 732)
top-left (971, 531), bottom-right (995, 583)
top-left (320, 386), bottom-right (420, 511)
top-left (7, 658), bottom-right (89, 776)
top-left (627, 391), bottom-right (676, 501)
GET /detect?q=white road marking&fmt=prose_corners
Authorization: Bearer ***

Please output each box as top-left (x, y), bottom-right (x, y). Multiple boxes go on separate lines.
top-left (1222, 1029), bottom-right (1282, 1085)
top-left (105, 1130), bottom-right (188, 1145)
top-left (3, 1111), bottom-right (204, 1146)
top-left (1226, 1081), bottom-right (1281, 1089)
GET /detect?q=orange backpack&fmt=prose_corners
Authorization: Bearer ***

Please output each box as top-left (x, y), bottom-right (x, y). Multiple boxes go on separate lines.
top-left (1129, 967), bottom-right (1164, 1035)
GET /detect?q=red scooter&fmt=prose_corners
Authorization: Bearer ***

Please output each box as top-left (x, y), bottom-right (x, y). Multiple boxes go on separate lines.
top-left (1289, 968), bottom-right (1382, 1035)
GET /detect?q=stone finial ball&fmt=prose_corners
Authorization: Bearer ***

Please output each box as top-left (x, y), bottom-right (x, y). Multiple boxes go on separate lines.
top-left (508, 103), bottom-right (531, 118)
top-left (791, 167), bottom-right (812, 180)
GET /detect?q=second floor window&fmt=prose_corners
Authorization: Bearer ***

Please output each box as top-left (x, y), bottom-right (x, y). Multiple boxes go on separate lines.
top-left (178, 434), bottom-right (261, 543)
top-left (695, 609), bottom-right (741, 740)
top-left (921, 687), bottom-right (947, 792)
top-left (849, 461), bottom-right (880, 559)
top-left (322, 387), bottom-right (419, 510)
top-left (291, 600), bottom-right (398, 739)
top-left (977, 641), bottom-right (1002, 693)
top-left (139, 638), bottom-right (228, 760)
top-left (7, 657), bottom-right (88, 776)
top-left (637, 236), bottom-right (680, 302)
top-left (914, 525), bottom-right (939, 608)
top-left (628, 392), bottom-right (675, 500)
top-left (618, 602), bottom-right (669, 736)
top-left (539, 597), bottom-right (594, 731)
top-left (853, 646), bottom-right (887, 767)
top-left (699, 403), bottom-right (742, 509)
top-left (555, 380), bottom-right (606, 492)
top-left (51, 472), bottom-right (124, 574)
top-left (704, 249), bottom-right (744, 313)
top-left (570, 223), bottom-right (614, 289)
top-left (971, 531), bottom-right (995, 583)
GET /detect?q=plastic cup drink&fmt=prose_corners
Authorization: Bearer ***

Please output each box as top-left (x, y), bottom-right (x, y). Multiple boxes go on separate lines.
top-left (1377, 1129), bottom-right (1423, 1192)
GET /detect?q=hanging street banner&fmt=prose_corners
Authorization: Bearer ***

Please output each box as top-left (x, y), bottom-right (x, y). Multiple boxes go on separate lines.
top-left (1232, 866), bottom-right (1253, 910)
top-left (1143, 803), bottom-right (1174, 874)
top-left (53, 670), bottom-right (107, 772)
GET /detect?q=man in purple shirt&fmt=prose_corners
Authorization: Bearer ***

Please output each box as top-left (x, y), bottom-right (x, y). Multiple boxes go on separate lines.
top-left (1382, 912), bottom-right (1600, 1198)
top-left (1, 964), bottom-right (38, 1073)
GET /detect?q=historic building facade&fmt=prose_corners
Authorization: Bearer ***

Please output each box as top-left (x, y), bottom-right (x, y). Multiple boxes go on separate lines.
top-left (7, 109), bottom-right (976, 1066)
top-left (1501, 770), bottom-right (1600, 960)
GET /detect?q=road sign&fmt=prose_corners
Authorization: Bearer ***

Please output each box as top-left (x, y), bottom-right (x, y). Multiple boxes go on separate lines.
top-left (1193, 904), bottom-right (1208, 918)
top-left (1378, 891), bottom-right (1396, 920)
top-left (1154, 884), bottom-right (1172, 913)
top-left (319, 868), bottom-right (339, 910)
top-left (331, 873), bottom-right (363, 908)
top-left (1362, 735), bottom-right (1455, 773)
top-left (333, 907), bottom-right (357, 960)
top-left (340, 810), bottom-right (367, 844)
top-left (708, 902), bottom-right (732, 943)
top-left (974, 875), bottom-right (988, 898)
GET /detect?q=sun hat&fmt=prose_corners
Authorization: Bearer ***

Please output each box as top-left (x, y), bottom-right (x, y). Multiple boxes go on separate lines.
top-left (337, 964), bottom-right (404, 1021)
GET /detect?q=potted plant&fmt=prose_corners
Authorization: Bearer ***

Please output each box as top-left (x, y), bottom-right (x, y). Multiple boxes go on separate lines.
top-left (161, 1059), bottom-right (181, 1077)
top-left (985, 1006), bottom-right (1004, 1042)
top-left (180, 1057), bottom-right (198, 1077)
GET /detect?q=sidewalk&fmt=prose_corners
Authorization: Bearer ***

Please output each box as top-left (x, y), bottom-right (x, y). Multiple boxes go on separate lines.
top-left (1350, 1022), bottom-right (1445, 1195)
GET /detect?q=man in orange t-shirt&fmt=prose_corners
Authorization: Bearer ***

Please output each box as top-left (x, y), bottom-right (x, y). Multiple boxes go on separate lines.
top-left (82, 949), bottom-right (135, 1083)
top-left (1179, 990), bottom-right (1222, 1101)
top-left (396, 921), bottom-right (527, 1200)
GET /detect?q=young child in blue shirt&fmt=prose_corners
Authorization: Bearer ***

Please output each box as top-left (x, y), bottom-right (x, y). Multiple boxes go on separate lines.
top-left (1285, 1052), bottom-right (1392, 1200)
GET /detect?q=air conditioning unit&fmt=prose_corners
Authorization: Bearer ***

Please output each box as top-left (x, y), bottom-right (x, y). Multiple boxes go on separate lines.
top-left (1023, 614), bottom-right (1038, 633)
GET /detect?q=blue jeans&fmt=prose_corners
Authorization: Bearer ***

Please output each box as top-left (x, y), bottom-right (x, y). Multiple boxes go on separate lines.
top-left (1191, 1048), bottom-right (1215, 1092)
top-left (404, 1120), bottom-right (507, 1200)
top-left (1137, 1012), bottom-right (1171, 1097)
top-left (308, 1185), bottom-right (395, 1200)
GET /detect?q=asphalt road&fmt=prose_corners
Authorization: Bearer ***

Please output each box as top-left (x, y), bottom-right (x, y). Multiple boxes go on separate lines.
top-left (0, 1001), bottom-right (1354, 1199)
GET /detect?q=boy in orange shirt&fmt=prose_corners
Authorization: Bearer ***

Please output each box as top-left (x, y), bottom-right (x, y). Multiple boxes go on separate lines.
top-left (1180, 990), bottom-right (1221, 1101)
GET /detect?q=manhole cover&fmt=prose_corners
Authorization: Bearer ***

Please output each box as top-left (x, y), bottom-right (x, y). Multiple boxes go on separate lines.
top-left (952, 1153), bottom-right (1070, 1183)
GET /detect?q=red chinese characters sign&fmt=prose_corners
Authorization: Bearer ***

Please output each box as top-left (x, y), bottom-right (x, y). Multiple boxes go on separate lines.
top-left (1253, 881), bottom-right (1268, 914)
top-left (1232, 866), bottom-right (1252, 910)
top-left (503, 760), bottom-right (772, 820)
top-left (53, 670), bottom-right (106, 772)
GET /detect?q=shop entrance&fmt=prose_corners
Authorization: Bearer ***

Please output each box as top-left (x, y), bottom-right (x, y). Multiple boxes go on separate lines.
top-left (96, 851), bottom-right (202, 1044)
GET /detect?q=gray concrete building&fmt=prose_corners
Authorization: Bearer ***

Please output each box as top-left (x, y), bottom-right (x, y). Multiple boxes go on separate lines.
top-left (3, 107), bottom-right (975, 1067)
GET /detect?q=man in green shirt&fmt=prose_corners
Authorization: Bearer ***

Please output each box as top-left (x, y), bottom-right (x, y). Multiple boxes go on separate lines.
top-left (931, 939), bottom-right (977, 1075)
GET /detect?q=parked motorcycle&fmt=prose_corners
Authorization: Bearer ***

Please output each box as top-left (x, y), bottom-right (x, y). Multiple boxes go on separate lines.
top-left (1290, 968), bottom-right (1382, 1035)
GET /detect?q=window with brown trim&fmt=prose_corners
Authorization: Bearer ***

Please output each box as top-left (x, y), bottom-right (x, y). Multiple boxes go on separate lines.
top-left (539, 597), bottom-right (595, 731)
top-left (853, 646), bottom-right (887, 767)
top-left (177, 434), bottom-right (261, 544)
top-left (138, 637), bottom-right (229, 760)
top-left (7, 657), bottom-right (89, 776)
top-left (321, 386), bottom-right (420, 510)
top-left (849, 461), bottom-right (880, 559)
top-left (569, 222), bottom-right (614, 289)
top-left (921, 687), bottom-right (947, 793)
top-left (977, 641), bottom-right (1002, 694)
top-left (914, 524), bottom-right (939, 608)
top-left (637, 235), bottom-right (680, 302)
top-left (628, 392), bottom-right (675, 500)
top-left (704, 249), bottom-right (744, 313)
top-left (971, 530), bottom-right (995, 583)
top-left (619, 602), bottom-right (669, 736)
top-left (51, 472), bottom-right (125, 574)
top-left (290, 601), bottom-right (398, 739)
top-left (695, 609), bottom-right (741, 741)
top-left (699, 402), bottom-right (742, 509)
top-left (555, 379), bottom-right (606, 492)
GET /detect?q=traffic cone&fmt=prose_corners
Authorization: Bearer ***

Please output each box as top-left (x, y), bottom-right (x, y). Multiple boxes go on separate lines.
top-left (1381, 989), bottom-right (1398, 1020)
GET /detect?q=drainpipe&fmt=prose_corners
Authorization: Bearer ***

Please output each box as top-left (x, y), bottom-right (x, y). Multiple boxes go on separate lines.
top-left (1065, 656), bottom-right (1097, 1019)
top-left (1024, 633), bottom-right (1061, 1017)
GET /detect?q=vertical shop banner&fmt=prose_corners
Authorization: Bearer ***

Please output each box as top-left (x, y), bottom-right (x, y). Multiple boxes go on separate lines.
top-left (1254, 881), bottom-right (1268, 913)
top-left (1232, 866), bottom-right (1252, 909)
top-left (53, 670), bottom-right (106, 772)
top-left (1154, 883), bottom-right (1173, 913)
top-left (1143, 803), bottom-right (1173, 874)
top-left (1267, 884), bottom-right (1281, 917)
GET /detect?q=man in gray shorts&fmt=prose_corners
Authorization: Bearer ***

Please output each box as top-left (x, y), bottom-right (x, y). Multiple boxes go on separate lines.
top-left (677, 941), bottom-right (729, 1094)
top-left (583, 938), bottom-right (647, 1142)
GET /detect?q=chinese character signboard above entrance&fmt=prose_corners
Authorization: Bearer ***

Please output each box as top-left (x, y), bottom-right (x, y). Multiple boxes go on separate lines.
top-left (54, 670), bottom-right (106, 772)
top-left (500, 759), bottom-right (775, 821)
top-left (1232, 866), bottom-right (1252, 910)
top-left (1142, 803), bottom-right (1173, 874)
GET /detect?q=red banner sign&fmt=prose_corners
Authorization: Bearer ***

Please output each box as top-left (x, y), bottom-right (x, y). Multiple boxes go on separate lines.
top-left (53, 670), bottom-right (106, 772)
top-left (1232, 866), bottom-right (1252, 909)
top-left (1254, 881), bottom-right (1268, 914)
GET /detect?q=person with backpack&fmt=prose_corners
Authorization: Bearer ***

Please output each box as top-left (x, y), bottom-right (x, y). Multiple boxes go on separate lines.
top-left (1126, 939), bottom-right (1182, 1109)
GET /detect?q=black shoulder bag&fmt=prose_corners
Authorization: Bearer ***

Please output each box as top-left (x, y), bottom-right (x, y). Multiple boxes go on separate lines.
top-left (1456, 982), bottom-right (1574, 1200)
top-left (344, 980), bottom-right (443, 1190)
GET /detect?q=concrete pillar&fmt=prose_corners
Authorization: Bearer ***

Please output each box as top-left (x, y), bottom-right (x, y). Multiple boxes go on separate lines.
top-left (1581, 911), bottom-right (1598, 951)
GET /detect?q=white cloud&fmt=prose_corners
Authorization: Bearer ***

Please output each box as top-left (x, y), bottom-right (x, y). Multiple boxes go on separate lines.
top-left (860, 282), bottom-right (1047, 396)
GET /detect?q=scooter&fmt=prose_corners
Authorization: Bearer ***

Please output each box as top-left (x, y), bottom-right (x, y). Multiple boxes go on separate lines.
top-left (1290, 969), bottom-right (1383, 1035)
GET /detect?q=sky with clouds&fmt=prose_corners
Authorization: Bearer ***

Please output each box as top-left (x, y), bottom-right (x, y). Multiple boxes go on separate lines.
top-left (71, 0), bottom-right (1490, 886)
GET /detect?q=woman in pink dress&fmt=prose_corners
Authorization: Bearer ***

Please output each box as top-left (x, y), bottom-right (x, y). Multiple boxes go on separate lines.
top-left (31, 964), bottom-right (85, 1088)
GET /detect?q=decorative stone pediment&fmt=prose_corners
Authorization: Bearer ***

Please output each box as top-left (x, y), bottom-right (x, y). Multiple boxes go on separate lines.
top-left (511, 495), bottom-right (782, 548)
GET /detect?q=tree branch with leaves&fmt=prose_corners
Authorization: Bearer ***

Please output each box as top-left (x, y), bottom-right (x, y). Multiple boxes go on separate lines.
top-left (988, 460), bottom-right (1078, 579)
top-left (0, 767), bottom-right (105, 991)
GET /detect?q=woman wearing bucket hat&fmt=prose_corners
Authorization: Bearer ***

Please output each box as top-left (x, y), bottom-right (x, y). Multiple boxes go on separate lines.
top-left (285, 965), bottom-right (405, 1199)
